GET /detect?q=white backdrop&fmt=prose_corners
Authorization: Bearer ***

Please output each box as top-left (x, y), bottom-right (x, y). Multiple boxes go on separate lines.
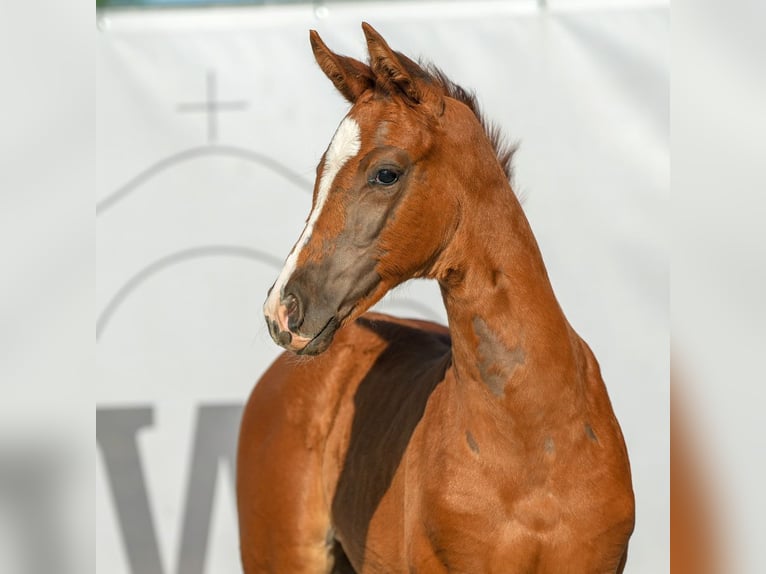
top-left (97, 2), bottom-right (668, 572)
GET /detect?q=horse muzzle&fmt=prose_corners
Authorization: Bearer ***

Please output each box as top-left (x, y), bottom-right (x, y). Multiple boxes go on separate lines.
top-left (264, 291), bottom-right (341, 355)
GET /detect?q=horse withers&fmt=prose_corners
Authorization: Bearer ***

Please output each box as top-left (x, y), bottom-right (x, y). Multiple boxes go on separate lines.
top-left (237, 23), bottom-right (634, 574)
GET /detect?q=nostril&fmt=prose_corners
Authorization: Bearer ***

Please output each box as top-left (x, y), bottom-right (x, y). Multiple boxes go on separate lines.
top-left (283, 293), bottom-right (303, 331)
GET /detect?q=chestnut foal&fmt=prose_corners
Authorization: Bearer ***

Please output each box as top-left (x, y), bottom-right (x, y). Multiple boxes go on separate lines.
top-left (237, 23), bottom-right (634, 574)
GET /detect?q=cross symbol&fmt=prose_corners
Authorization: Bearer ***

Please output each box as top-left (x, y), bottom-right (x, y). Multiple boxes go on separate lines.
top-left (177, 70), bottom-right (249, 144)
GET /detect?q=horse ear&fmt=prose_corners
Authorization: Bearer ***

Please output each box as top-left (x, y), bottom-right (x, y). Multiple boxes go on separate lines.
top-left (310, 30), bottom-right (374, 103)
top-left (361, 22), bottom-right (443, 114)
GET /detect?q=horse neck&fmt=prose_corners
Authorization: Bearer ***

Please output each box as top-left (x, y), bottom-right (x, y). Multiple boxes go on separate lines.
top-left (435, 170), bottom-right (586, 439)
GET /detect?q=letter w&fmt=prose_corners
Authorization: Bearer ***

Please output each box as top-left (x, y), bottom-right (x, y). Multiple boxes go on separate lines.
top-left (97, 404), bottom-right (242, 574)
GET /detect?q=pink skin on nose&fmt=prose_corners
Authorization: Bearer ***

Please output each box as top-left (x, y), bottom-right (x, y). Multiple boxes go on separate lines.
top-left (274, 302), bottom-right (311, 351)
top-left (276, 303), bottom-right (290, 333)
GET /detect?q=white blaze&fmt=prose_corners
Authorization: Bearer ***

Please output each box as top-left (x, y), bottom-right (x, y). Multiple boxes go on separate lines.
top-left (264, 116), bottom-right (361, 321)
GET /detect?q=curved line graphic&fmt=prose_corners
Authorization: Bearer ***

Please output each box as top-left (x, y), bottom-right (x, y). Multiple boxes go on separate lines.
top-left (97, 245), bottom-right (283, 340)
top-left (97, 145), bottom-right (313, 216)
top-left (97, 244), bottom-right (443, 341)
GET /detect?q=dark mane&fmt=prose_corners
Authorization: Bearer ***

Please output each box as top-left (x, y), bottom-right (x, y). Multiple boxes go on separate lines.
top-left (421, 62), bottom-right (517, 183)
top-left (396, 56), bottom-right (517, 184)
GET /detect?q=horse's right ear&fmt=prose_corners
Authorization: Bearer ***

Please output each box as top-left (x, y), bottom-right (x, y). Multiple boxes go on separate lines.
top-left (310, 30), bottom-right (374, 103)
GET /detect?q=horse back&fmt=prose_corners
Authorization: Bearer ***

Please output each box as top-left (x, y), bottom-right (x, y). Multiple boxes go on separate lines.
top-left (237, 312), bottom-right (451, 572)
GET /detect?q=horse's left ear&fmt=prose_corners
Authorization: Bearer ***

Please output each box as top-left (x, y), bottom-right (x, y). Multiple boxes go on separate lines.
top-left (310, 30), bottom-right (374, 103)
top-left (361, 22), bottom-right (444, 115)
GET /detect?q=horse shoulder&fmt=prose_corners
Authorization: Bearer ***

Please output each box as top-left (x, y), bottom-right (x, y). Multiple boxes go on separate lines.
top-left (241, 319), bottom-right (393, 453)
top-left (238, 316), bottom-right (399, 572)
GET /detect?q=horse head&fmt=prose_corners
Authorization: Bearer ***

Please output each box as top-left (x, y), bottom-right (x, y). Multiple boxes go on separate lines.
top-left (264, 23), bottom-right (509, 355)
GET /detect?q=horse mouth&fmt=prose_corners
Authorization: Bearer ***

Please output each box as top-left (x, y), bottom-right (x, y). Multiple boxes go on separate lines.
top-left (296, 315), bottom-right (342, 356)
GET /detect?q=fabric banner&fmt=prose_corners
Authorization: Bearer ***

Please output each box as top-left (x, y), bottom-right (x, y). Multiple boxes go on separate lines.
top-left (97, 2), bottom-right (668, 572)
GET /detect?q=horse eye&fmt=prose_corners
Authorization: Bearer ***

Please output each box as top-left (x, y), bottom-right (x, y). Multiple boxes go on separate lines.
top-left (374, 169), bottom-right (399, 186)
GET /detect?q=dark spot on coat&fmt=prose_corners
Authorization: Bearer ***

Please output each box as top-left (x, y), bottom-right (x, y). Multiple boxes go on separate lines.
top-left (585, 423), bottom-right (598, 442)
top-left (472, 316), bottom-right (526, 397)
top-left (442, 267), bottom-right (465, 288)
top-left (465, 430), bottom-right (480, 454)
top-left (491, 268), bottom-right (504, 287)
